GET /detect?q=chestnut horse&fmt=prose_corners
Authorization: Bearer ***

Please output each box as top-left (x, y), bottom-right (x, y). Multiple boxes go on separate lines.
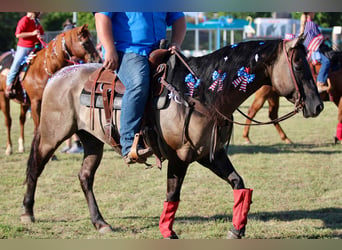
top-left (21, 37), bottom-right (323, 238)
top-left (0, 24), bottom-right (100, 155)
top-left (242, 52), bottom-right (342, 144)
top-left (0, 51), bottom-right (16, 155)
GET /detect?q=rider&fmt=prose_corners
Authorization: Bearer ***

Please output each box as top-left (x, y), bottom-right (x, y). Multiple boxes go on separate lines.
top-left (94, 12), bottom-right (186, 164)
top-left (300, 12), bottom-right (330, 93)
top-left (5, 12), bottom-right (45, 98)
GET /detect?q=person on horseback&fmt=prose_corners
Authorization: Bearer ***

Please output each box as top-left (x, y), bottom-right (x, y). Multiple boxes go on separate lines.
top-left (5, 12), bottom-right (45, 98)
top-left (300, 12), bottom-right (330, 93)
top-left (94, 12), bottom-right (186, 164)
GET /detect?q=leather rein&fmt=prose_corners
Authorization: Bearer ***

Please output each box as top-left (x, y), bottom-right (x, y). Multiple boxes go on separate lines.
top-left (171, 40), bottom-right (305, 126)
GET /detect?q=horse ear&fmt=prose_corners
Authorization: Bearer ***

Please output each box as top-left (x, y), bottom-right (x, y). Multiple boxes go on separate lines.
top-left (286, 35), bottom-right (304, 49)
top-left (80, 24), bottom-right (88, 32)
top-left (78, 24), bottom-right (89, 38)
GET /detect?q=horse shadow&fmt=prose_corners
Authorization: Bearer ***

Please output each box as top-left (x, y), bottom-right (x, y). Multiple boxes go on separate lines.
top-left (118, 207), bottom-right (342, 238)
top-left (227, 143), bottom-right (341, 155)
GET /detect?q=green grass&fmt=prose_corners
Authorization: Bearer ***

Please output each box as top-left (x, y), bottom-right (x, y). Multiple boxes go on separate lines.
top-left (0, 97), bottom-right (341, 239)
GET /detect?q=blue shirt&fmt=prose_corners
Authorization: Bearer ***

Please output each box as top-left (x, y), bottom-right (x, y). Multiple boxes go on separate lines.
top-left (99, 12), bottom-right (184, 56)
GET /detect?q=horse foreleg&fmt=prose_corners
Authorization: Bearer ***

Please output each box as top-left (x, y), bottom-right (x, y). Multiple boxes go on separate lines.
top-left (267, 95), bottom-right (292, 144)
top-left (197, 149), bottom-right (252, 239)
top-left (77, 131), bottom-right (111, 233)
top-left (0, 93), bottom-right (12, 155)
top-left (334, 97), bottom-right (342, 144)
top-left (242, 95), bottom-right (267, 144)
top-left (18, 104), bottom-right (30, 153)
top-left (159, 160), bottom-right (188, 239)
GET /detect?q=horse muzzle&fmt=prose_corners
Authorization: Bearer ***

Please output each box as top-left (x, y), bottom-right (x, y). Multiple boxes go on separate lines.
top-left (302, 100), bottom-right (324, 118)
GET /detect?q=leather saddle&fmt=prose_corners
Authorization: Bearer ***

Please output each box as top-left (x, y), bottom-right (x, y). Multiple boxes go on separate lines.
top-left (80, 49), bottom-right (173, 156)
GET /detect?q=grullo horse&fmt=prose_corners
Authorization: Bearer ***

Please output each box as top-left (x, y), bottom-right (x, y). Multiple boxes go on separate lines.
top-left (21, 36), bottom-right (323, 238)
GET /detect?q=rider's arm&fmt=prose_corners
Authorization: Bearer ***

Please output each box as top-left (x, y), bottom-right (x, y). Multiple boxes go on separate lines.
top-left (170, 16), bottom-right (186, 51)
top-left (95, 12), bottom-right (119, 71)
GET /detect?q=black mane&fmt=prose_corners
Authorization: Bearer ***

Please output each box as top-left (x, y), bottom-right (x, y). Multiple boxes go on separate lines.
top-left (169, 39), bottom-right (282, 106)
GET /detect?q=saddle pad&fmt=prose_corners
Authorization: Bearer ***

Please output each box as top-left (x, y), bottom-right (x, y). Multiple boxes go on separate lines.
top-left (79, 87), bottom-right (170, 110)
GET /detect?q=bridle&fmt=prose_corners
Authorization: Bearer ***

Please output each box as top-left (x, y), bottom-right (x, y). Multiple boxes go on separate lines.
top-left (44, 32), bottom-right (93, 76)
top-left (215, 40), bottom-right (305, 126)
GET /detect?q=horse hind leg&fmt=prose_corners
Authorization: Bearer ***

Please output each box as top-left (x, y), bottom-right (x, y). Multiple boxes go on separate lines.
top-left (197, 149), bottom-right (252, 239)
top-left (242, 95), bottom-right (267, 144)
top-left (18, 104), bottom-right (30, 153)
top-left (0, 92), bottom-right (13, 155)
top-left (21, 130), bottom-right (56, 223)
top-left (267, 96), bottom-right (292, 144)
top-left (76, 130), bottom-right (112, 233)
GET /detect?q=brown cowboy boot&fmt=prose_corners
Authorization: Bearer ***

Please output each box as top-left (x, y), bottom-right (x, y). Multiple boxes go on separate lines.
top-left (123, 133), bottom-right (153, 164)
top-left (123, 147), bottom-right (153, 164)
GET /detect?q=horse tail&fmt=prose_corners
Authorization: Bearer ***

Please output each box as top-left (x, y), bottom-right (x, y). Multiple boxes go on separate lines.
top-left (24, 131), bottom-right (41, 185)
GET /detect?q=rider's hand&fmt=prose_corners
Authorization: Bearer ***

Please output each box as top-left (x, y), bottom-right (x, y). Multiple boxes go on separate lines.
top-left (103, 48), bottom-right (119, 71)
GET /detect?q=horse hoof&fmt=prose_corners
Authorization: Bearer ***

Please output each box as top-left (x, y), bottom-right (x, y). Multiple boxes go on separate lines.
top-left (227, 230), bottom-right (242, 239)
top-left (244, 140), bottom-right (252, 145)
top-left (284, 139), bottom-right (293, 144)
top-left (20, 215), bottom-right (35, 224)
top-left (98, 225), bottom-right (113, 234)
top-left (50, 155), bottom-right (58, 161)
top-left (164, 234), bottom-right (179, 239)
top-left (5, 146), bottom-right (12, 156)
top-left (18, 138), bottom-right (25, 153)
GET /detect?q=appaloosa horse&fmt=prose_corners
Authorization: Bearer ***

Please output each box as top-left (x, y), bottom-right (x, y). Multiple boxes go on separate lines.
top-left (21, 36), bottom-right (323, 238)
top-left (0, 24), bottom-right (100, 155)
top-left (242, 51), bottom-right (342, 144)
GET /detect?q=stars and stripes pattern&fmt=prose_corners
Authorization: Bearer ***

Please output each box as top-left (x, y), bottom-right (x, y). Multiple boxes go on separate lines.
top-left (232, 67), bottom-right (255, 92)
top-left (184, 73), bottom-right (201, 97)
top-left (208, 70), bottom-right (226, 92)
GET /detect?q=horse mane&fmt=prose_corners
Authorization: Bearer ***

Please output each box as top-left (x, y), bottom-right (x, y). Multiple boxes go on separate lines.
top-left (170, 39), bottom-right (282, 108)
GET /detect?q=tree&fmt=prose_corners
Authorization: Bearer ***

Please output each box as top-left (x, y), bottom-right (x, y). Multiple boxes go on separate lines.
top-left (0, 12), bottom-right (22, 51)
top-left (40, 12), bottom-right (95, 31)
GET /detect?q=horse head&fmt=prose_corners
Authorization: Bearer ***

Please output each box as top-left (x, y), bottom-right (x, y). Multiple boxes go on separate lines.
top-left (270, 36), bottom-right (323, 118)
top-left (65, 24), bottom-right (101, 63)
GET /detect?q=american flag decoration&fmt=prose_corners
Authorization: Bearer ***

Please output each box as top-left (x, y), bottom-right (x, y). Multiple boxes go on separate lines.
top-left (208, 70), bottom-right (227, 92)
top-left (232, 67), bottom-right (255, 92)
top-left (185, 73), bottom-right (201, 97)
top-left (307, 33), bottom-right (324, 63)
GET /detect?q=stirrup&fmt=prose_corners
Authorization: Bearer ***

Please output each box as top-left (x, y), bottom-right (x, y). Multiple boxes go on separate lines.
top-left (123, 147), bottom-right (153, 165)
top-left (123, 133), bottom-right (153, 165)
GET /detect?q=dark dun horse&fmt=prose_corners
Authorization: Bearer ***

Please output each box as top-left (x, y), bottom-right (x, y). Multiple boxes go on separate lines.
top-left (21, 37), bottom-right (323, 238)
top-left (242, 52), bottom-right (342, 144)
top-left (0, 24), bottom-right (100, 154)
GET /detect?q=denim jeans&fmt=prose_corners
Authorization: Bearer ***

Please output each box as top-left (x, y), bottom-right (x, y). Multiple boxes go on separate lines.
top-left (6, 46), bottom-right (33, 86)
top-left (316, 52), bottom-right (330, 83)
top-left (116, 52), bottom-right (150, 156)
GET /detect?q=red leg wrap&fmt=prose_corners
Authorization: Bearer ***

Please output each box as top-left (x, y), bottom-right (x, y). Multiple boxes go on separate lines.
top-left (336, 122), bottom-right (342, 141)
top-left (159, 201), bottom-right (179, 238)
top-left (232, 189), bottom-right (253, 231)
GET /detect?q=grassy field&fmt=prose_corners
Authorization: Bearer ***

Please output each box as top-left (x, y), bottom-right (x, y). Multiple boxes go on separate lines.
top-left (0, 97), bottom-right (341, 239)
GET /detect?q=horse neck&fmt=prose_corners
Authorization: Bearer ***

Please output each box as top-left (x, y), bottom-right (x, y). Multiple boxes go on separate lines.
top-left (44, 35), bottom-right (70, 72)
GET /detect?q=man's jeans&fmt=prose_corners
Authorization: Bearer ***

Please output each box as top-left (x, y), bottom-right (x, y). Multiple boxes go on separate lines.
top-left (117, 52), bottom-right (150, 156)
top-left (316, 52), bottom-right (330, 84)
top-left (6, 46), bottom-right (33, 86)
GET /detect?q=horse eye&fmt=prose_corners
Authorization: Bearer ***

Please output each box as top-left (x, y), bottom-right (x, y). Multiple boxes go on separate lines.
top-left (294, 64), bottom-right (302, 72)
